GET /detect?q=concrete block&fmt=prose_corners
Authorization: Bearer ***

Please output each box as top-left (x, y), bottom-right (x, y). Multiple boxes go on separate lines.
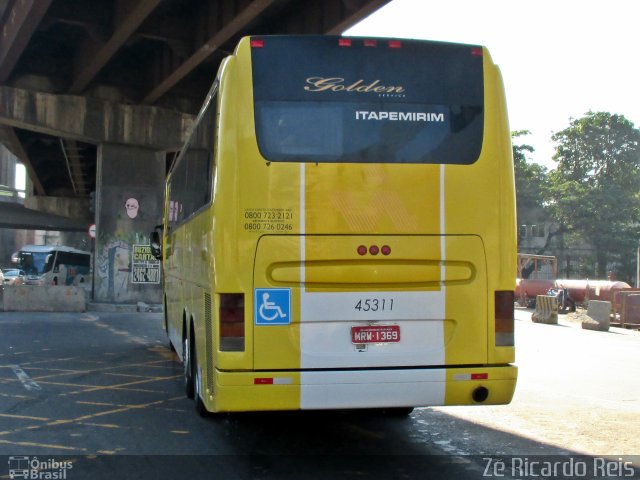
top-left (582, 300), bottom-right (611, 331)
top-left (3, 285), bottom-right (86, 312)
top-left (531, 295), bottom-right (558, 324)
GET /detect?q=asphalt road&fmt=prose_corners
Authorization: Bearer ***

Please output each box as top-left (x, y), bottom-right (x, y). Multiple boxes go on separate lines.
top-left (0, 309), bottom-right (638, 479)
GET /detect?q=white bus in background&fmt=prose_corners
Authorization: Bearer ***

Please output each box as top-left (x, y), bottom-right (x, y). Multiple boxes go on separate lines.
top-left (14, 245), bottom-right (91, 287)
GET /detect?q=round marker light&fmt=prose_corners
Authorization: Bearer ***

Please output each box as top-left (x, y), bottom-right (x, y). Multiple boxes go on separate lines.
top-left (357, 245), bottom-right (367, 256)
top-left (381, 245), bottom-right (391, 255)
top-left (369, 245), bottom-right (379, 255)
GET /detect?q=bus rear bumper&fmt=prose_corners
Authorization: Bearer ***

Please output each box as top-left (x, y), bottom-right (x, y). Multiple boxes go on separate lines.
top-left (210, 365), bottom-right (517, 412)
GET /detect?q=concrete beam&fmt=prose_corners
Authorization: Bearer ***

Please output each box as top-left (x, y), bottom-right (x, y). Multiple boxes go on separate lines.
top-left (69, 0), bottom-right (162, 94)
top-left (141, 0), bottom-right (275, 105)
top-left (0, 0), bottom-right (53, 82)
top-left (0, 85), bottom-right (194, 151)
top-left (0, 200), bottom-right (88, 231)
top-left (24, 194), bottom-right (91, 223)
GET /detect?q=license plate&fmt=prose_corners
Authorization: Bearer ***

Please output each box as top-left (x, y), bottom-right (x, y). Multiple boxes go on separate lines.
top-left (351, 325), bottom-right (400, 344)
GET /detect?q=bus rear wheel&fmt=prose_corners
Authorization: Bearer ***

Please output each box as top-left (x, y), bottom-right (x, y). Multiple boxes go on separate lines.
top-left (192, 341), bottom-right (208, 417)
top-left (382, 407), bottom-right (414, 417)
top-left (183, 335), bottom-right (194, 399)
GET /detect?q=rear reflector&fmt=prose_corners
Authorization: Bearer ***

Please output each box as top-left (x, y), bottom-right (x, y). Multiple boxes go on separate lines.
top-left (471, 47), bottom-right (483, 56)
top-left (388, 40), bottom-right (402, 49)
top-left (363, 39), bottom-right (377, 47)
top-left (250, 39), bottom-right (264, 48)
top-left (254, 377), bottom-right (293, 385)
top-left (220, 293), bottom-right (245, 351)
top-left (495, 290), bottom-right (515, 346)
top-left (338, 38), bottom-right (352, 47)
top-left (454, 373), bottom-right (489, 381)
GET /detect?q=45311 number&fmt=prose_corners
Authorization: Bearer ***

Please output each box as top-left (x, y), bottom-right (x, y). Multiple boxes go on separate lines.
top-left (354, 298), bottom-right (394, 312)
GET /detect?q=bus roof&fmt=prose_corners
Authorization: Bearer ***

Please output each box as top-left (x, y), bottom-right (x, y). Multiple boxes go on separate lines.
top-left (17, 245), bottom-right (91, 255)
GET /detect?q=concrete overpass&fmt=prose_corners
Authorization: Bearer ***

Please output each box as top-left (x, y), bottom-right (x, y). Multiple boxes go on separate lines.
top-left (0, 0), bottom-right (391, 304)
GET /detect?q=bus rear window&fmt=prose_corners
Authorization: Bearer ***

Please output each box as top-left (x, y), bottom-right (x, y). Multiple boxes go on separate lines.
top-left (251, 36), bottom-right (484, 165)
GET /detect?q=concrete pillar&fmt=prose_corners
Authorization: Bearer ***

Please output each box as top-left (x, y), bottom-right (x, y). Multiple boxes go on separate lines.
top-left (0, 144), bottom-right (16, 186)
top-left (94, 144), bottom-right (164, 304)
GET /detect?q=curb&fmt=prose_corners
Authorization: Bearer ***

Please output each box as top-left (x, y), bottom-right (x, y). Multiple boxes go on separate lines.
top-left (87, 302), bottom-right (163, 313)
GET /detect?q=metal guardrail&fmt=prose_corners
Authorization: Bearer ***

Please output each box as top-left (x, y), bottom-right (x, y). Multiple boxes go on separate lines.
top-left (0, 185), bottom-right (25, 204)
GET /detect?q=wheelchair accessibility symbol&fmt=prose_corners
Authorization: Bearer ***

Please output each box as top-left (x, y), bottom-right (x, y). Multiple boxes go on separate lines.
top-left (254, 288), bottom-right (291, 325)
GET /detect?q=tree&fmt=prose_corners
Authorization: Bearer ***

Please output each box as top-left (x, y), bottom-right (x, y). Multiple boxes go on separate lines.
top-left (548, 112), bottom-right (640, 279)
top-left (512, 130), bottom-right (550, 246)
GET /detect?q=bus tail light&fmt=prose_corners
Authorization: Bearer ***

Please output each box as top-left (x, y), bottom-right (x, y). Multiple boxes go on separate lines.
top-left (250, 38), bottom-right (264, 48)
top-left (338, 38), bottom-right (352, 47)
top-left (219, 294), bottom-right (245, 351)
top-left (388, 40), bottom-right (402, 49)
top-left (495, 291), bottom-right (514, 346)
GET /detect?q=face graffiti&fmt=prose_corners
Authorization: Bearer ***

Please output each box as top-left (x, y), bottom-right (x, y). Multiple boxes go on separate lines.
top-left (125, 198), bottom-right (139, 219)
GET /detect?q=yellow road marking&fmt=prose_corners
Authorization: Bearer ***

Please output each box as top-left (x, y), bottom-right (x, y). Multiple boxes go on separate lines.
top-left (0, 413), bottom-right (49, 422)
top-left (76, 400), bottom-right (151, 408)
top-left (102, 372), bottom-right (159, 379)
top-left (78, 422), bottom-right (121, 429)
top-left (51, 382), bottom-right (166, 395)
top-left (26, 358), bottom-right (179, 382)
top-left (64, 375), bottom-right (181, 395)
top-left (0, 398), bottom-right (169, 438)
top-left (20, 357), bottom-right (79, 366)
top-left (0, 392), bottom-right (31, 399)
top-left (147, 346), bottom-right (179, 361)
top-left (76, 400), bottom-right (121, 407)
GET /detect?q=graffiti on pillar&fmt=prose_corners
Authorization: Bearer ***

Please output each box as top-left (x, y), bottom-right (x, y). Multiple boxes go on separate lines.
top-left (131, 244), bottom-right (161, 284)
top-left (125, 198), bottom-right (140, 219)
top-left (96, 239), bottom-right (131, 301)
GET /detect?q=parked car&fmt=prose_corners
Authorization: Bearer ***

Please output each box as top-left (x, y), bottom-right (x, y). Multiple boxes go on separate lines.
top-left (2, 269), bottom-right (26, 286)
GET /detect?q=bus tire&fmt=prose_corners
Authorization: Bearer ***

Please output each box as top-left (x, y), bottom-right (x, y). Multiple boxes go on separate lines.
top-left (383, 407), bottom-right (414, 417)
top-left (165, 299), bottom-right (175, 352)
top-left (192, 340), bottom-right (208, 417)
top-left (183, 335), bottom-right (194, 399)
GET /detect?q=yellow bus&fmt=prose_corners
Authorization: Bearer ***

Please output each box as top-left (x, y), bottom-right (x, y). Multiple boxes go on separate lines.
top-left (152, 35), bottom-right (517, 415)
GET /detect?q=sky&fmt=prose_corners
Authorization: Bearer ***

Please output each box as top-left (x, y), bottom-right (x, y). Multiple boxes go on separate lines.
top-left (344, 0), bottom-right (639, 169)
